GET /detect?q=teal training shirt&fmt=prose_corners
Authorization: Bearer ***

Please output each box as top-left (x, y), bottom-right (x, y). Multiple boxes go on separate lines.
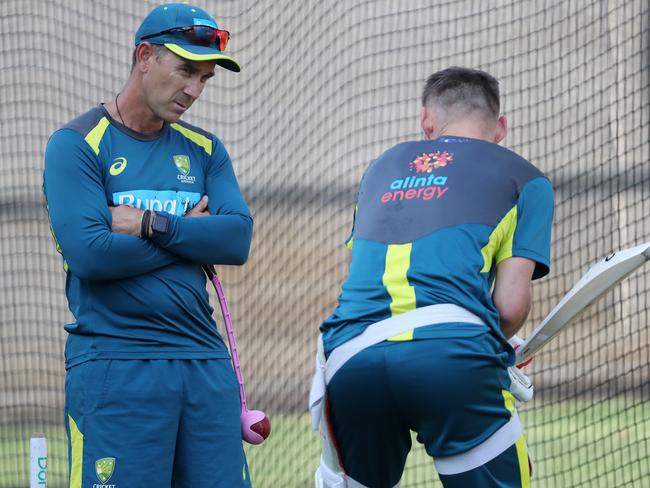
top-left (43, 106), bottom-right (253, 368)
top-left (320, 137), bottom-right (554, 359)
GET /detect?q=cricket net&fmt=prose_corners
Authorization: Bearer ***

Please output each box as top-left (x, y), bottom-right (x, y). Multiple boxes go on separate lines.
top-left (1, 0), bottom-right (648, 487)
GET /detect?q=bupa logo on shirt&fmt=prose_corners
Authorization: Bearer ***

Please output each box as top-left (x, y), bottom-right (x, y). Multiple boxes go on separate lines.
top-left (113, 190), bottom-right (202, 216)
top-left (380, 151), bottom-right (453, 204)
top-left (174, 154), bottom-right (196, 184)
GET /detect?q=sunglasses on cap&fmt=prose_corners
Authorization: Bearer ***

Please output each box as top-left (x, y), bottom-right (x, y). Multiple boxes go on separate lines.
top-left (140, 26), bottom-right (230, 52)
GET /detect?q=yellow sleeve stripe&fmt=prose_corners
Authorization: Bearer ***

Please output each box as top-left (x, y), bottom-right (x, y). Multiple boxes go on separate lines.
top-left (45, 201), bottom-right (69, 272)
top-left (170, 123), bottom-right (213, 156)
top-left (84, 117), bottom-right (110, 156)
top-left (68, 414), bottom-right (83, 488)
top-left (346, 205), bottom-right (358, 250)
top-left (49, 221), bottom-right (69, 272)
top-left (383, 243), bottom-right (416, 341)
top-left (480, 206), bottom-right (517, 273)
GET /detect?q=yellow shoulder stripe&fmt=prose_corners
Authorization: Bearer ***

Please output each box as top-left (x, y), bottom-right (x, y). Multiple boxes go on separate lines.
top-left (480, 206), bottom-right (517, 273)
top-left (170, 123), bottom-right (213, 156)
top-left (84, 117), bottom-right (110, 156)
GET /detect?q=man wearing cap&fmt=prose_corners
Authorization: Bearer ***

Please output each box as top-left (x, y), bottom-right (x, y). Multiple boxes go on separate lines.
top-left (43, 4), bottom-right (253, 487)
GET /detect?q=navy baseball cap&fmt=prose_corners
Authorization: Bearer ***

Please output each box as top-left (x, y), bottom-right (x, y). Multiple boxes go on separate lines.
top-left (135, 3), bottom-right (240, 72)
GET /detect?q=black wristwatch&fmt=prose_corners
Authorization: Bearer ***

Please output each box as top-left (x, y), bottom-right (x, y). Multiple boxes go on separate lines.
top-left (151, 211), bottom-right (170, 235)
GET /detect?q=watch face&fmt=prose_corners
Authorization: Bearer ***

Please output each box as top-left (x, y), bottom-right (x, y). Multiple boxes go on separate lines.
top-left (153, 212), bottom-right (170, 233)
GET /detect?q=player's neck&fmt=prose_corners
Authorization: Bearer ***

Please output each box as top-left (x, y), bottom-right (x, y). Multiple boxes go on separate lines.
top-left (434, 122), bottom-right (497, 143)
top-left (107, 85), bottom-right (166, 134)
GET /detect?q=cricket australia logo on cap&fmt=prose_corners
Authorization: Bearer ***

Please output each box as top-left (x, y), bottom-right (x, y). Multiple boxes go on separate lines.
top-left (173, 154), bottom-right (196, 184)
top-left (95, 457), bottom-right (116, 486)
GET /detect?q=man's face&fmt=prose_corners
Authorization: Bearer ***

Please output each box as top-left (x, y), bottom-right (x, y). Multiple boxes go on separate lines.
top-left (142, 47), bottom-right (217, 122)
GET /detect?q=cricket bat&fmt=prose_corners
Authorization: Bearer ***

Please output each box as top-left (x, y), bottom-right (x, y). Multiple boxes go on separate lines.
top-left (516, 241), bottom-right (650, 364)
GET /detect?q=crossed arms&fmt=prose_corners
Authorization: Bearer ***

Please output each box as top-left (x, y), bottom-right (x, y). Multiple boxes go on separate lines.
top-left (43, 129), bottom-right (253, 281)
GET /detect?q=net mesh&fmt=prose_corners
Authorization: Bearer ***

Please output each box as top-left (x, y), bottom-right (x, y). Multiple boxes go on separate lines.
top-left (1, 0), bottom-right (648, 486)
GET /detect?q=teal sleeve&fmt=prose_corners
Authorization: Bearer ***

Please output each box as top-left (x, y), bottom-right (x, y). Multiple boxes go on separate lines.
top-left (43, 129), bottom-right (179, 280)
top-left (149, 139), bottom-right (253, 265)
top-left (513, 177), bottom-right (554, 279)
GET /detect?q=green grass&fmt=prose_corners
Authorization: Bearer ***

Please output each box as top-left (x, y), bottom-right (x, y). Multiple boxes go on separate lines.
top-left (2, 398), bottom-right (649, 488)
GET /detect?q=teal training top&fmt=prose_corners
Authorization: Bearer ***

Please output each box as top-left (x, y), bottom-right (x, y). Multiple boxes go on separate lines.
top-left (43, 106), bottom-right (253, 368)
top-left (320, 137), bottom-right (554, 360)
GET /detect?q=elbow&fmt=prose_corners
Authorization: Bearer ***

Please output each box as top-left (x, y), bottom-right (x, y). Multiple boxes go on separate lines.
top-left (57, 228), bottom-right (120, 281)
top-left (498, 301), bottom-right (531, 338)
top-left (66, 255), bottom-right (110, 281)
top-left (230, 219), bottom-right (253, 264)
top-left (62, 241), bottom-right (118, 281)
top-left (217, 216), bottom-right (252, 265)
top-left (230, 247), bottom-right (250, 265)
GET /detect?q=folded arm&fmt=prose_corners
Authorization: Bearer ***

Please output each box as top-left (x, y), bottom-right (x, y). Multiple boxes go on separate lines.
top-left (147, 142), bottom-right (253, 265)
top-left (43, 129), bottom-right (179, 281)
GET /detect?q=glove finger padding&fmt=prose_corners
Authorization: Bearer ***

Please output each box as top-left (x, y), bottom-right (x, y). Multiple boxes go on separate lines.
top-left (508, 365), bottom-right (534, 403)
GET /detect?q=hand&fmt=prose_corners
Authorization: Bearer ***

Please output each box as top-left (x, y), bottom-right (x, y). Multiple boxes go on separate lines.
top-left (110, 205), bottom-right (144, 237)
top-left (186, 195), bottom-right (210, 217)
top-left (508, 334), bottom-right (534, 368)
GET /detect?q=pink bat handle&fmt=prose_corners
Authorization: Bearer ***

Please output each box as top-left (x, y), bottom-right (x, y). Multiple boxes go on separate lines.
top-left (203, 265), bottom-right (271, 445)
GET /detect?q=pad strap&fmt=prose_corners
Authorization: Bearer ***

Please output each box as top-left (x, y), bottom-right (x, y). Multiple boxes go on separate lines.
top-left (326, 304), bottom-right (485, 383)
top-left (310, 304), bottom-right (485, 431)
top-left (434, 411), bottom-right (523, 475)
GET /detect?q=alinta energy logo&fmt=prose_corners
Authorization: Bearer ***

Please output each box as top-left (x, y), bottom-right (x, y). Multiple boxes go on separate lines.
top-left (380, 151), bottom-right (453, 204)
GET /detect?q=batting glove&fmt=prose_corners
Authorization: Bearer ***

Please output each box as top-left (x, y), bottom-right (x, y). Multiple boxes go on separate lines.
top-left (508, 365), bottom-right (534, 403)
top-left (508, 335), bottom-right (534, 368)
top-left (507, 335), bottom-right (534, 402)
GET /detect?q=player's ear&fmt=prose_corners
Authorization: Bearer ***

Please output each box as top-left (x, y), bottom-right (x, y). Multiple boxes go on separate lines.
top-left (420, 106), bottom-right (434, 139)
top-left (494, 115), bottom-right (507, 143)
top-left (136, 43), bottom-right (155, 72)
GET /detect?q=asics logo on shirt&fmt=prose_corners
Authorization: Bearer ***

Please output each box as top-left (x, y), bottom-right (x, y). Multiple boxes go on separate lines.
top-left (109, 157), bottom-right (127, 176)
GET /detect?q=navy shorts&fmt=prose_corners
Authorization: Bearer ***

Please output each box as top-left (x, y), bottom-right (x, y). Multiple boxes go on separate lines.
top-left (65, 359), bottom-right (251, 488)
top-left (326, 332), bottom-right (531, 488)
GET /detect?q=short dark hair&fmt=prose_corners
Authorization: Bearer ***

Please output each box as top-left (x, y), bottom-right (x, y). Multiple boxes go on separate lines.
top-left (131, 44), bottom-right (169, 71)
top-left (421, 67), bottom-right (500, 119)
